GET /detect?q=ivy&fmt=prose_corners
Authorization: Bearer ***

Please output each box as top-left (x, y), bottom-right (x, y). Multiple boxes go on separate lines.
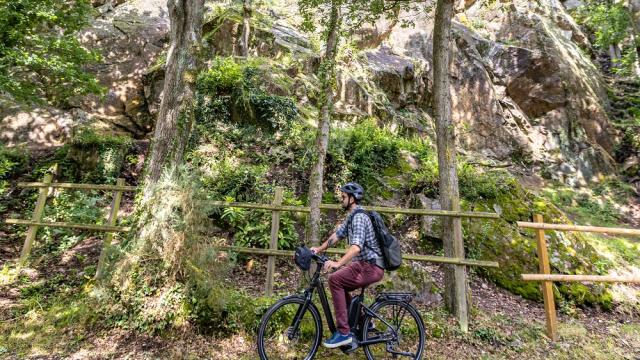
top-left (194, 56), bottom-right (299, 139)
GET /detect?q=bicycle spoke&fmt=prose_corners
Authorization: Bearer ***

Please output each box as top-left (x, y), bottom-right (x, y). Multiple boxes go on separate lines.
top-left (258, 298), bottom-right (321, 360)
top-left (396, 306), bottom-right (407, 330)
top-left (362, 300), bottom-right (425, 360)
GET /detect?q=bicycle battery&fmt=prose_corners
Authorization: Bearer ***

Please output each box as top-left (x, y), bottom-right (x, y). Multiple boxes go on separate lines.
top-left (347, 295), bottom-right (363, 329)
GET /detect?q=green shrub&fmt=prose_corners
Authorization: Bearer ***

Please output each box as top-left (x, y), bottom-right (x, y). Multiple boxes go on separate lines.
top-left (203, 161), bottom-right (269, 202)
top-left (327, 118), bottom-right (401, 197)
top-left (0, 144), bottom-right (28, 196)
top-left (188, 284), bottom-right (274, 334)
top-left (66, 130), bottom-right (133, 183)
top-left (411, 155), bottom-right (518, 203)
top-left (459, 166), bottom-right (518, 203)
top-left (197, 57), bottom-right (244, 95)
top-left (221, 196), bottom-right (299, 250)
top-left (35, 190), bottom-right (107, 256)
top-left (473, 327), bottom-right (505, 345)
top-left (194, 57), bottom-right (299, 140)
top-left (34, 129), bottom-right (133, 184)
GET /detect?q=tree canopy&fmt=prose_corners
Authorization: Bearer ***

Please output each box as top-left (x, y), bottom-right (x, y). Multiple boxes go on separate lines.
top-left (0, 0), bottom-right (103, 106)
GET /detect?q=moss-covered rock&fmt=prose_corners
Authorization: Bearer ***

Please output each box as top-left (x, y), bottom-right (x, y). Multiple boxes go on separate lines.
top-left (461, 175), bottom-right (613, 308)
top-left (375, 262), bottom-right (440, 304)
top-left (59, 129), bottom-right (133, 183)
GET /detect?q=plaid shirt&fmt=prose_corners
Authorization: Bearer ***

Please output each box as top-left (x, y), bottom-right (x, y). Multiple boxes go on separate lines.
top-left (335, 206), bottom-right (381, 263)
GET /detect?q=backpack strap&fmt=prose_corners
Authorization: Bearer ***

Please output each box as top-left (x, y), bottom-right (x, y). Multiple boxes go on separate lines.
top-left (345, 209), bottom-right (381, 257)
top-left (344, 208), bottom-right (366, 231)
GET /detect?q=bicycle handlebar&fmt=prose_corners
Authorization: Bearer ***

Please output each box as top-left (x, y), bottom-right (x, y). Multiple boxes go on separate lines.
top-left (311, 253), bottom-right (329, 264)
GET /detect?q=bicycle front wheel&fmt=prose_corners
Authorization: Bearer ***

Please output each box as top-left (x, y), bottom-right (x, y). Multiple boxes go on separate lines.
top-left (361, 300), bottom-right (425, 360)
top-left (257, 295), bottom-right (323, 360)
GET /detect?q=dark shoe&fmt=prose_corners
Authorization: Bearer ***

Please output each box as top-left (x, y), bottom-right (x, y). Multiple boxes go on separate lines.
top-left (323, 331), bottom-right (353, 348)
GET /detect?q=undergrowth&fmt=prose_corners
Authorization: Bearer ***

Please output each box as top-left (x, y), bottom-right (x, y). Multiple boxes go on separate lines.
top-left (95, 166), bottom-right (277, 336)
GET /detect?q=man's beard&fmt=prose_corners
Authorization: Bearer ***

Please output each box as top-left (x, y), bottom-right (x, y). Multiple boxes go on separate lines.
top-left (341, 198), bottom-right (353, 211)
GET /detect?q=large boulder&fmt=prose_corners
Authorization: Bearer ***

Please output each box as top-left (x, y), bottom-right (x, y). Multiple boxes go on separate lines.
top-left (337, 0), bottom-right (616, 185)
top-left (78, 0), bottom-right (170, 136)
top-left (0, 99), bottom-right (90, 149)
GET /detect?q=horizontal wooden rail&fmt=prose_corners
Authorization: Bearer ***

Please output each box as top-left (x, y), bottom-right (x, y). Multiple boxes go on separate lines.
top-left (517, 222), bottom-right (640, 236)
top-left (5, 219), bottom-right (130, 232)
top-left (17, 182), bottom-right (137, 192)
top-left (522, 274), bottom-right (640, 284)
top-left (206, 201), bottom-right (500, 219)
top-left (214, 246), bottom-right (500, 268)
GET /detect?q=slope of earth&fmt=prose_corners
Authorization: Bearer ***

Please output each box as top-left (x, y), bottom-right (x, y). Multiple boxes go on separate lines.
top-left (1, 247), bottom-right (639, 359)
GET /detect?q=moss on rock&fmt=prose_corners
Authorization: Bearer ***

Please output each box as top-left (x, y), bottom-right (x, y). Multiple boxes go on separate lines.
top-left (462, 172), bottom-right (612, 308)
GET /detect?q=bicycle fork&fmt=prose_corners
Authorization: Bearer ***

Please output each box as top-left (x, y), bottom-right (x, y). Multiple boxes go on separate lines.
top-left (287, 283), bottom-right (338, 340)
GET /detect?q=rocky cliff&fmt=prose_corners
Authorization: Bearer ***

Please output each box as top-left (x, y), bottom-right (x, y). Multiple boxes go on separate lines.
top-left (335, 0), bottom-right (618, 186)
top-left (1, 0), bottom-right (621, 187)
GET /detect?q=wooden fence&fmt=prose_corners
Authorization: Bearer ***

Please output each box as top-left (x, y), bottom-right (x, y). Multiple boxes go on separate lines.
top-left (205, 188), bottom-right (501, 287)
top-left (518, 215), bottom-right (640, 341)
top-left (6, 179), bottom-right (501, 330)
top-left (5, 174), bottom-right (136, 279)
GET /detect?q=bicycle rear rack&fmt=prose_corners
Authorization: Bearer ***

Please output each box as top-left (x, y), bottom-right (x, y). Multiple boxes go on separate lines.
top-left (376, 292), bottom-right (414, 303)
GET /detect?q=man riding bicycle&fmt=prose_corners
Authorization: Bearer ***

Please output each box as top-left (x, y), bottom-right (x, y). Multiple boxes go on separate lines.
top-left (311, 182), bottom-right (384, 349)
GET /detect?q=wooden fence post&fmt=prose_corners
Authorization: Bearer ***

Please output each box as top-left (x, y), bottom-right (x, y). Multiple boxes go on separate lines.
top-left (265, 187), bottom-right (284, 296)
top-left (19, 173), bottom-right (53, 264)
top-left (533, 214), bottom-right (558, 341)
top-left (453, 215), bottom-right (469, 332)
top-left (95, 178), bottom-right (125, 280)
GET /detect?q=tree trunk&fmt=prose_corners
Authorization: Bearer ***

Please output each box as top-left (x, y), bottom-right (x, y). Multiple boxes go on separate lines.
top-left (307, 0), bottom-right (341, 246)
top-left (432, 0), bottom-right (468, 331)
top-left (241, 0), bottom-right (251, 57)
top-left (626, 0), bottom-right (640, 75)
top-left (610, 44), bottom-right (620, 69)
top-left (145, 0), bottom-right (204, 185)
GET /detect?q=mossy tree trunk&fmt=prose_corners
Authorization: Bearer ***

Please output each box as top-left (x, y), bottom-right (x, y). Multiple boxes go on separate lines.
top-left (627, 0), bottom-right (640, 75)
top-left (146, 0), bottom-right (205, 185)
top-left (433, 0), bottom-right (469, 331)
top-left (307, 0), bottom-right (342, 246)
top-left (241, 0), bottom-right (252, 57)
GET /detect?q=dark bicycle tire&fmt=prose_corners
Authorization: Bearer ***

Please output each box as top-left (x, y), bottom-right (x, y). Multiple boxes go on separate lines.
top-left (257, 295), bottom-right (323, 360)
top-left (361, 300), bottom-right (425, 360)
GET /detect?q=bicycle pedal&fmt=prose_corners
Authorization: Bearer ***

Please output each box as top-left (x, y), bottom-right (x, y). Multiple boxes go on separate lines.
top-left (339, 340), bottom-right (359, 354)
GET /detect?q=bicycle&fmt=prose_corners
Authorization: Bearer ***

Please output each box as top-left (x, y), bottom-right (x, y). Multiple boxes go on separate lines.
top-left (256, 248), bottom-right (425, 359)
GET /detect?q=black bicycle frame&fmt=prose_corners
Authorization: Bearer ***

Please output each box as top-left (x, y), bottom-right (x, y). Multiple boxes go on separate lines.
top-left (287, 263), bottom-right (397, 348)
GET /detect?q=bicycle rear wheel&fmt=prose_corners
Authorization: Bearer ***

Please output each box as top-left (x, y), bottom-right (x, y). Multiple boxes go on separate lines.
top-left (361, 300), bottom-right (425, 360)
top-left (257, 295), bottom-right (322, 360)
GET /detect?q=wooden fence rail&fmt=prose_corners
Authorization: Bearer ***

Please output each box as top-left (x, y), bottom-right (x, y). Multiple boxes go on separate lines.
top-left (206, 200), bottom-right (501, 218)
top-left (215, 245), bottom-right (500, 268)
top-left (518, 216), bottom-right (640, 341)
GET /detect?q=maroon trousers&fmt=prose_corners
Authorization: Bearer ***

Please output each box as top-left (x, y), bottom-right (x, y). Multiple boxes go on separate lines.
top-left (328, 261), bottom-right (384, 335)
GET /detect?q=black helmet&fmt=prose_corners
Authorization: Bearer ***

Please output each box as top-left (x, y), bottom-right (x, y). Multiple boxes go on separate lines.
top-left (340, 182), bottom-right (364, 200)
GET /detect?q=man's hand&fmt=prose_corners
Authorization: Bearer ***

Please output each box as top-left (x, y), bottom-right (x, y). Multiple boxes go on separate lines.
top-left (310, 247), bottom-right (320, 254)
top-left (323, 260), bottom-right (340, 272)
